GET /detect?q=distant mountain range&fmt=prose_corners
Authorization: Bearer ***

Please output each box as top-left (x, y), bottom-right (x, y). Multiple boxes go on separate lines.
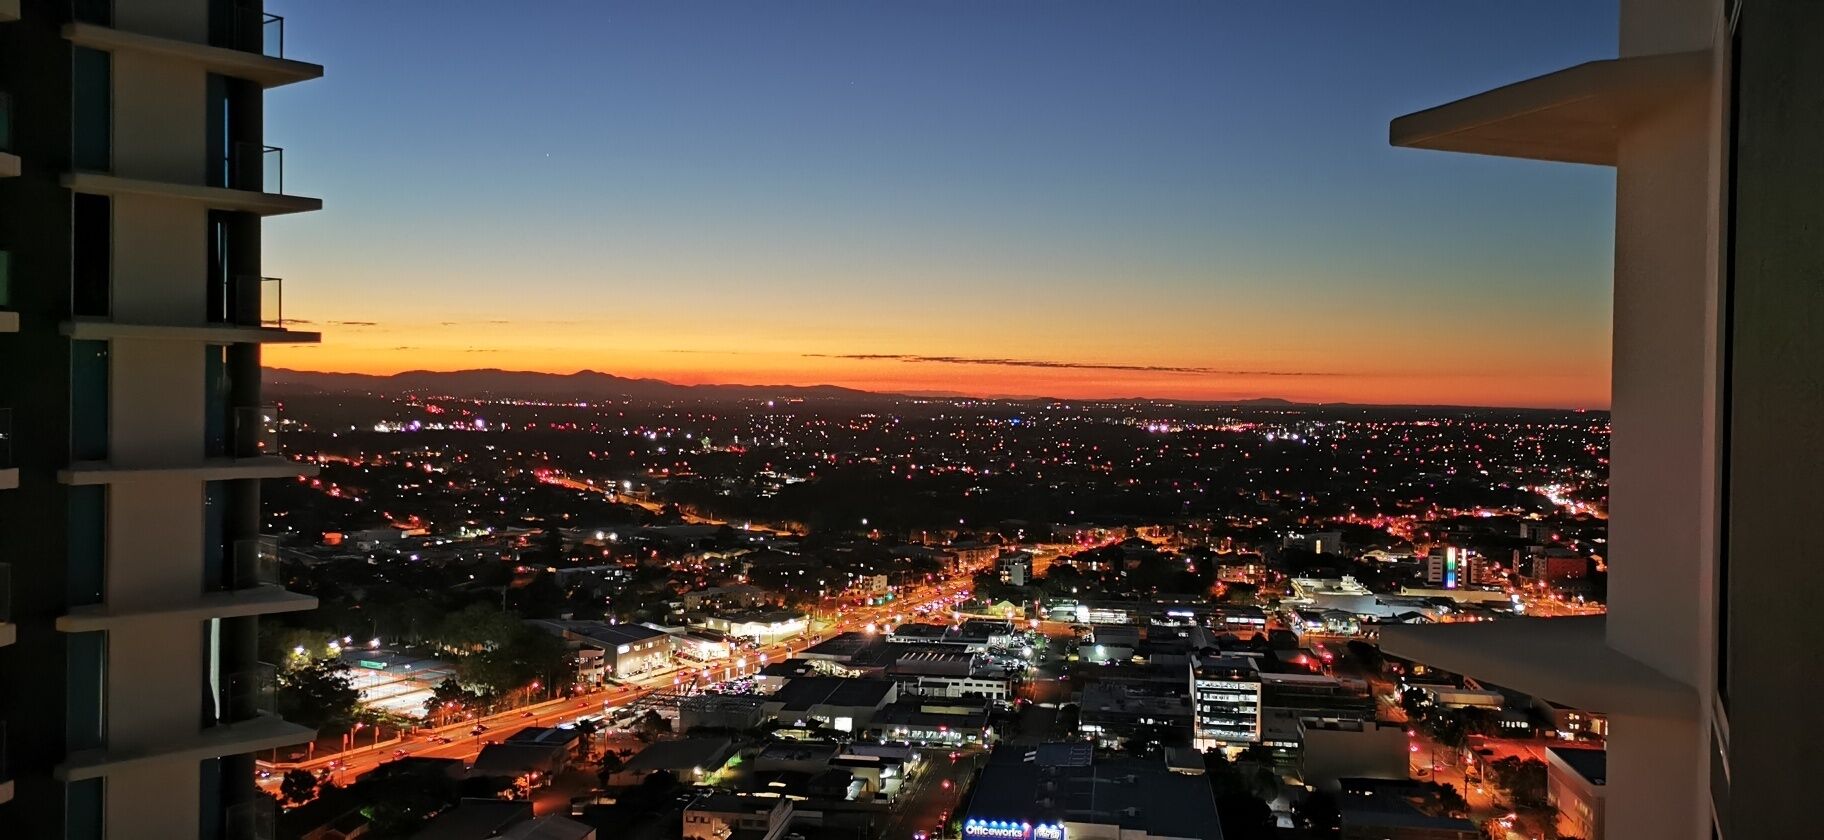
top-left (262, 367), bottom-right (1322, 406)
top-left (264, 368), bottom-right (889, 401)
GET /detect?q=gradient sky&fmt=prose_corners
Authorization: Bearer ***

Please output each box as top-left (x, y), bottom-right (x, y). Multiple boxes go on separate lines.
top-left (264, 0), bottom-right (1619, 407)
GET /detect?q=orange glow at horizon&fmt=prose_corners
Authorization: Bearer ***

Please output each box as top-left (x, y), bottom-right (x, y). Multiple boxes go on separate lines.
top-left (266, 317), bottom-right (1610, 409)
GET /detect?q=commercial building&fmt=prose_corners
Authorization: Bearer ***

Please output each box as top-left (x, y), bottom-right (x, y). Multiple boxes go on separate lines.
top-left (996, 550), bottom-right (1032, 586)
top-left (1423, 547), bottom-right (1500, 589)
top-left (0, 2), bottom-right (326, 835)
top-left (1534, 698), bottom-right (1609, 741)
top-left (697, 608), bottom-right (808, 645)
top-left (1375, 3), bottom-right (1824, 837)
top-left (1190, 656), bottom-right (1262, 749)
top-left (1298, 719), bottom-right (1410, 793)
top-left (884, 649), bottom-right (1014, 701)
top-left (682, 793), bottom-right (793, 840)
top-left (964, 745), bottom-right (1224, 840)
top-left (1545, 747), bottom-right (1606, 840)
top-left (1336, 778), bottom-right (1478, 840)
top-left (864, 698), bottom-right (992, 746)
top-left (761, 676), bottom-right (898, 733)
top-left (1077, 680), bottom-right (1193, 748)
top-left (1260, 672), bottom-right (1377, 723)
top-left (1283, 530), bottom-right (1344, 556)
top-left (528, 620), bottom-right (673, 681)
top-left (671, 629), bottom-right (734, 664)
top-left (610, 737), bottom-right (737, 786)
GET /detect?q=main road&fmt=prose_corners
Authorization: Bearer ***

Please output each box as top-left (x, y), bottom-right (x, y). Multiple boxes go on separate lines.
top-left (267, 567), bottom-right (985, 789)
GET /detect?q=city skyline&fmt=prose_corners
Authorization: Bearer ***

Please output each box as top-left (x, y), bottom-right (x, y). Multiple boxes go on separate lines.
top-left (264, 0), bottom-right (1618, 408)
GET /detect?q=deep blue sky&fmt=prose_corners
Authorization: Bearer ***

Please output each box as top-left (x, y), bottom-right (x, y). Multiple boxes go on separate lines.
top-left (266, 0), bottom-right (1620, 406)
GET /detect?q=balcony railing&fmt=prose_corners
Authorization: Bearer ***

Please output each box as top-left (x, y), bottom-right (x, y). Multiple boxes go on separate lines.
top-left (225, 796), bottom-right (276, 840)
top-left (71, 0), bottom-right (112, 26)
top-left (0, 91), bottom-right (13, 154)
top-left (212, 275), bottom-right (285, 327)
top-left (225, 6), bottom-right (286, 60)
top-left (233, 405), bottom-right (280, 456)
top-left (231, 536), bottom-right (281, 588)
top-left (216, 663), bottom-right (277, 726)
top-left (225, 141), bottom-right (283, 194)
top-left (255, 276), bottom-right (283, 326)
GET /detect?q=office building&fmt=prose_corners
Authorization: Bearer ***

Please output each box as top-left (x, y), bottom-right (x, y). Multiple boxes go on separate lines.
top-left (1423, 547), bottom-right (1498, 589)
top-left (1189, 655), bottom-right (1262, 749)
top-left (996, 550), bottom-right (1031, 587)
top-left (0, 1), bottom-right (324, 836)
top-left (1378, 2), bottom-right (1821, 836)
top-left (1545, 747), bottom-right (1607, 840)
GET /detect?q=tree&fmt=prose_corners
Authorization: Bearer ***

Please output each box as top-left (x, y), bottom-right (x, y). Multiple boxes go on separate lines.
top-left (277, 657), bottom-right (361, 733)
top-left (424, 676), bottom-right (473, 723)
top-left (597, 751), bottom-right (625, 787)
top-left (634, 710), bottom-right (671, 740)
top-left (1488, 756), bottom-right (1549, 809)
top-left (456, 625), bottom-right (570, 695)
top-left (432, 603), bottom-right (521, 655)
top-left (360, 766), bottom-right (458, 835)
top-left (280, 769), bottom-right (319, 806)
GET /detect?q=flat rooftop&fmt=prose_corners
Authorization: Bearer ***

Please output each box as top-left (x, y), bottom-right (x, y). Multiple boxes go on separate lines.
top-left (770, 677), bottom-right (895, 711)
top-left (965, 746), bottom-right (1223, 840)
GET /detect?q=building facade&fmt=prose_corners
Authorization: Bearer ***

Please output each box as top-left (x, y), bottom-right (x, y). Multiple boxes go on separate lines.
top-left (1379, 2), bottom-right (1824, 837)
top-left (0, 1), bottom-right (324, 836)
top-left (1190, 656), bottom-right (1262, 749)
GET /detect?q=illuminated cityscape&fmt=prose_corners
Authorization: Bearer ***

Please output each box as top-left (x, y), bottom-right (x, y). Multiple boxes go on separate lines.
top-left (0, 2), bottom-right (1814, 840)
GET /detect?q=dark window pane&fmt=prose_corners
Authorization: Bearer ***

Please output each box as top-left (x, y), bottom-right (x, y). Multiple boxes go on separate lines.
top-left (70, 339), bottom-right (108, 461)
top-left (204, 347), bottom-right (230, 457)
top-left (66, 777), bottom-right (104, 840)
top-left (72, 194), bottom-right (111, 318)
top-left (72, 48), bottom-right (111, 172)
top-left (66, 485), bottom-right (105, 606)
top-left (65, 632), bottom-right (106, 752)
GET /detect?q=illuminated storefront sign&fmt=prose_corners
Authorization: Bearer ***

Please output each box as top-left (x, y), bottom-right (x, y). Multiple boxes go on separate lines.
top-left (964, 820), bottom-right (1066, 840)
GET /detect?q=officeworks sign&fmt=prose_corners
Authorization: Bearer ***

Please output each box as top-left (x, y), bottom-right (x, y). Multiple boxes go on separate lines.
top-left (964, 819), bottom-right (1066, 840)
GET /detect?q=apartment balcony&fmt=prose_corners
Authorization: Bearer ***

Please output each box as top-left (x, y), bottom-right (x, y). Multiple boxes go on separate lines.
top-left (62, 167), bottom-right (320, 217)
top-left (0, 721), bottom-right (11, 806)
top-left (230, 536), bottom-right (283, 588)
top-left (58, 666), bottom-right (313, 781)
top-left (61, 316), bottom-right (319, 345)
top-left (0, 91), bottom-right (18, 178)
top-left (1389, 50), bottom-right (1709, 166)
top-left (59, 453), bottom-right (317, 485)
top-left (64, 3), bottom-right (321, 89)
top-left (226, 797), bottom-right (277, 840)
top-left (1377, 616), bottom-right (1695, 720)
top-left (56, 585), bottom-right (315, 632)
top-left (0, 408), bottom-right (14, 490)
top-left (0, 563), bottom-right (11, 648)
top-left (202, 275), bottom-right (308, 343)
top-left (0, 249), bottom-right (15, 333)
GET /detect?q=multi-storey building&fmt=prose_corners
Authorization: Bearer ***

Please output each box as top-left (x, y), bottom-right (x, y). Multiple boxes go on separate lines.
top-left (1380, 1), bottom-right (1819, 837)
top-left (1189, 655), bottom-right (1261, 749)
top-left (0, 1), bottom-right (323, 836)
